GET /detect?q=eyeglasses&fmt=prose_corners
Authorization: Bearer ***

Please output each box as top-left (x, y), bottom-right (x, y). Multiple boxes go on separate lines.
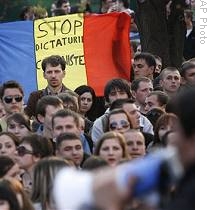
top-left (16, 146), bottom-right (33, 157)
top-left (109, 120), bottom-right (130, 130)
top-left (3, 95), bottom-right (23, 104)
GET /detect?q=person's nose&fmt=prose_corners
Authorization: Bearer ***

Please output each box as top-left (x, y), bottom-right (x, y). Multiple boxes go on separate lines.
top-left (132, 143), bottom-right (138, 150)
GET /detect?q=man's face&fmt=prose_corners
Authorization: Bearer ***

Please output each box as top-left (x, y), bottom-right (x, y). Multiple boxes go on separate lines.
top-left (53, 116), bottom-right (80, 139)
top-left (61, 2), bottom-right (71, 14)
top-left (160, 70), bottom-right (181, 93)
top-left (2, 88), bottom-right (24, 114)
top-left (108, 88), bottom-right (129, 104)
top-left (133, 81), bottom-right (153, 105)
top-left (183, 68), bottom-right (195, 85)
top-left (57, 139), bottom-right (84, 167)
top-left (155, 58), bottom-right (162, 74)
top-left (43, 105), bottom-right (63, 131)
top-left (144, 94), bottom-right (161, 112)
top-left (124, 131), bottom-right (145, 159)
top-left (44, 64), bottom-right (65, 88)
top-left (133, 59), bottom-right (154, 79)
top-left (122, 103), bottom-right (140, 129)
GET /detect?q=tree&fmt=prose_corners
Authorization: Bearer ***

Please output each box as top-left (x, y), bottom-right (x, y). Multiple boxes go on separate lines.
top-left (135, 0), bottom-right (187, 68)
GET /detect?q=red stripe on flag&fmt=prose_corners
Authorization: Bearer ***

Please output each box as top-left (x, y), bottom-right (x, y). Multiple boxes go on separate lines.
top-left (83, 12), bottom-right (131, 96)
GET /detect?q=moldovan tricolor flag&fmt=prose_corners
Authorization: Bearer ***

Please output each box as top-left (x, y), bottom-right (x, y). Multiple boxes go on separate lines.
top-left (0, 13), bottom-right (131, 101)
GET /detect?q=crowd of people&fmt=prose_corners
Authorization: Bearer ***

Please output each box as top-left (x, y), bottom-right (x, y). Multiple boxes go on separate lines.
top-left (0, 0), bottom-right (195, 210)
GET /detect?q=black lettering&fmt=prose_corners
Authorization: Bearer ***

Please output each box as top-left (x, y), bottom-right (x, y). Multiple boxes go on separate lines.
top-left (56, 39), bottom-right (63, 47)
top-left (74, 20), bottom-right (82, 35)
top-left (49, 40), bottom-right (56, 48)
top-left (37, 22), bottom-right (48, 38)
top-left (61, 19), bottom-right (72, 34)
top-left (43, 42), bottom-right (48, 50)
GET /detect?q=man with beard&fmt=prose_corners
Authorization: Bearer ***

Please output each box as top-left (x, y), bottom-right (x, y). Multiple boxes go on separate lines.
top-left (25, 55), bottom-right (69, 118)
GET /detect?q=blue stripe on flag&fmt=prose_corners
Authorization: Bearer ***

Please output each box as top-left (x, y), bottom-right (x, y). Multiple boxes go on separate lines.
top-left (0, 21), bottom-right (37, 103)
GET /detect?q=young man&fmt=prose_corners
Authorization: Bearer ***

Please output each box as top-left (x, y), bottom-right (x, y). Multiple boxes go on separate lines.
top-left (25, 55), bottom-right (69, 118)
top-left (56, 132), bottom-right (84, 168)
top-left (36, 95), bottom-right (64, 140)
top-left (159, 67), bottom-right (181, 98)
top-left (144, 90), bottom-right (169, 113)
top-left (0, 80), bottom-right (25, 131)
top-left (131, 77), bottom-right (153, 114)
top-left (179, 61), bottom-right (195, 93)
top-left (133, 52), bottom-right (156, 80)
top-left (52, 109), bottom-right (92, 155)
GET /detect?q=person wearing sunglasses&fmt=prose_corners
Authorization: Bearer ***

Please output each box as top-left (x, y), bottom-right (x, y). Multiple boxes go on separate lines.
top-left (106, 108), bottom-right (132, 134)
top-left (0, 80), bottom-right (25, 132)
top-left (15, 134), bottom-right (53, 195)
top-left (94, 131), bottom-right (130, 167)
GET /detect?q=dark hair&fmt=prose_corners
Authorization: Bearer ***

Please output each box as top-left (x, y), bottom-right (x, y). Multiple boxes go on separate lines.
top-left (110, 98), bottom-right (136, 111)
top-left (184, 9), bottom-right (193, 21)
top-left (146, 107), bottom-right (165, 127)
top-left (104, 78), bottom-right (132, 103)
top-left (21, 134), bottom-right (53, 158)
top-left (36, 95), bottom-right (63, 117)
top-left (179, 61), bottom-right (195, 78)
top-left (7, 113), bottom-right (31, 131)
top-left (0, 80), bottom-right (24, 99)
top-left (74, 85), bottom-right (96, 116)
top-left (0, 179), bottom-right (21, 210)
top-left (56, 132), bottom-right (81, 150)
top-left (56, 0), bottom-right (69, 8)
top-left (41, 55), bottom-right (66, 72)
top-left (131, 77), bottom-right (152, 92)
top-left (0, 155), bottom-right (15, 178)
top-left (154, 113), bottom-right (178, 144)
top-left (0, 132), bottom-right (20, 146)
top-left (147, 91), bottom-right (169, 107)
top-left (57, 92), bottom-right (79, 112)
top-left (82, 156), bottom-right (108, 171)
top-left (52, 109), bottom-right (80, 128)
top-left (169, 88), bottom-right (195, 138)
top-left (134, 52), bottom-right (156, 68)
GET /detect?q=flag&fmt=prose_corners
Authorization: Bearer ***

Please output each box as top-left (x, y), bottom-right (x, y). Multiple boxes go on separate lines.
top-left (0, 13), bottom-right (131, 102)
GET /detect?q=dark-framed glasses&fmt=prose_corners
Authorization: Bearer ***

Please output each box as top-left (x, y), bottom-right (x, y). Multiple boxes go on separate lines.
top-left (16, 146), bottom-right (33, 157)
top-left (3, 95), bottom-right (23, 104)
top-left (109, 120), bottom-right (130, 130)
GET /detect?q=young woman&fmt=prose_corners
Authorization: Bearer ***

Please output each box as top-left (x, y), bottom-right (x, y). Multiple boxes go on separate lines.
top-left (147, 113), bottom-right (178, 152)
top-left (107, 108), bottom-right (132, 134)
top-left (6, 113), bottom-right (32, 140)
top-left (74, 85), bottom-right (96, 121)
top-left (31, 156), bottom-right (70, 210)
top-left (94, 131), bottom-right (130, 167)
top-left (0, 132), bottom-right (19, 160)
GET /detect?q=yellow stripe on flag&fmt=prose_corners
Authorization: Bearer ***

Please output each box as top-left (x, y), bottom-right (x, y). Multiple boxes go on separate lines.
top-left (34, 14), bottom-right (87, 90)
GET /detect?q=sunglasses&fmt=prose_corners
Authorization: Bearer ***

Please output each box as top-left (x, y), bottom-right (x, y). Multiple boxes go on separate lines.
top-left (3, 95), bottom-right (23, 104)
top-left (16, 146), bottom-right (33, 157)
top-left (109, 120), bottom-right (130, 130)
